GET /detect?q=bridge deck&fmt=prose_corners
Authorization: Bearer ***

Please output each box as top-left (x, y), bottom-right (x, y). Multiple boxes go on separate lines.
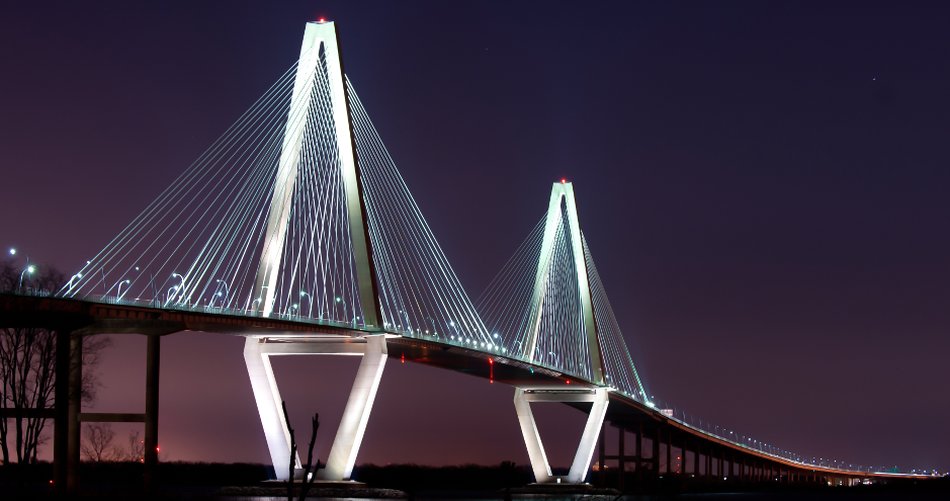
top-left (0, 293), bottom-right (931, 481)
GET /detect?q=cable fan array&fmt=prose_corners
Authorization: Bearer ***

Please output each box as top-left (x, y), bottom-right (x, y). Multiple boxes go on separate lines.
top-left (57, 50), bottom-right (492, 347)
top-left (583, 237), bottom-right (649, 401)
top-left (348, 82), bottom-right (495, 349)
top-left (56, 43), bottom-right (648, 398)
top-left (60, 56), bottom-right (372, 327)
top-left (478, 202), bottom-right (650, 401)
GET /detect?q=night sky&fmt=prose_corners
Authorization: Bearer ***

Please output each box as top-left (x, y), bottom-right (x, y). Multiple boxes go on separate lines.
top-left (2, 1), bottom-right (949, 472)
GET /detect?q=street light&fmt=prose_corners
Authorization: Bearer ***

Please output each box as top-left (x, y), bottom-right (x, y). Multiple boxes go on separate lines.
top-left (116, 279), bottom-right (131, 301)
top-left (8, 248), bottom-right (15, 256)
top-left (215, 280), bottom-right (230, 309)
top-left (333, 296), bottom-right (350, 324)
top-left (18, 264), bottom-right (35, 290)
top-left (66, 273), bottom-right (83, 294)
top-left (166, 273), bottom-right (184, 305)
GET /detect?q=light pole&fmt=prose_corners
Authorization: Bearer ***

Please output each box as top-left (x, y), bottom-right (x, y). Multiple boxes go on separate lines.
top-left (334, 295), bottom-right (346, 323)
top-left (397, 309), bottom-right (411, 332)
top-left (18, 264), bottom-right (35, 291)
top-left (166, 273), bottom-right (184, 306)
top-left (215, 279), bottom-right (230, 309)
top-left (116, 279), bottom-right (131, 301)
top-left (66, 273), bottom-right (83, 294)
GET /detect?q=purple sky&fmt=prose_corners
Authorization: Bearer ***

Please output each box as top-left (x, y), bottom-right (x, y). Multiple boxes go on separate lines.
top-left (2, 1), bottom-right (949, 471)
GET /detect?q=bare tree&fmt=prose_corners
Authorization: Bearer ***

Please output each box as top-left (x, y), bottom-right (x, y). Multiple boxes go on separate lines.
top-left (80, 423), bottom-right (115, 462)
top-left (0, 259), bottom-right (111, 464)
top-left (122, 430), bottom-right (144, 463)
top-left (281, 401), bottom-right (320, 501)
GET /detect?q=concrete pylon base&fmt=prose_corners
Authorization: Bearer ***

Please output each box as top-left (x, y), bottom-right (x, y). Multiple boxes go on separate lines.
top-left (514, 387), bottom-right (610, 484)
top-left (244, 334), bottom-right (387, 481)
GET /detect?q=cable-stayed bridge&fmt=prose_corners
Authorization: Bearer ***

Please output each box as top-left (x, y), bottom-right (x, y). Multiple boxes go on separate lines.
top-left (0, 20), bottom-right (932, 490)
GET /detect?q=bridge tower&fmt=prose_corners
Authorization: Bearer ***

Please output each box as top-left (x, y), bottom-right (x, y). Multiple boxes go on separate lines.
top-left (515, 181), bottom-right (610, 484)
top-left (523, 181), bottom-right (606, 384)
top-left (244, 20), bottom-right (386, 482)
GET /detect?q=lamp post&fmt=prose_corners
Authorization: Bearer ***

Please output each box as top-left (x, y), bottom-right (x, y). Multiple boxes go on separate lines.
top-left (334, 295), bottom-right (345, 323)
top-left (397, 309), bottom-right (411, 332)
top-left (116, 279), bottom-right (132, 301)
top-left (166, 273), bottom-right (184, 306)
top-left (66, 273), bottom-right (83, 294)
top-left (215, 279), bottom-right (230, 310)
top-left (18, 264), bottom-right (35, 290)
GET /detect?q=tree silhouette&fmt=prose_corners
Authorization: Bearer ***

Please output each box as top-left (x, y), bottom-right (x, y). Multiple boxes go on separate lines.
top-left (0, 258), bottom-right (111, 464)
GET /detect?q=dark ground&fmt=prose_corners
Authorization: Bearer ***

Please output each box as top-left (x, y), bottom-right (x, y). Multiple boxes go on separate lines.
top-left (0, 462), bottom-right (946, 499)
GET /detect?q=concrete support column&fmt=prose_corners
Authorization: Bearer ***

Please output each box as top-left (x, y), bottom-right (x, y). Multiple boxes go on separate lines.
top-left (680, 435), bottom-right (689, 477)
top-left (617, 425), bottom-right (625, 490)
top-left (66, 333), bottom-right (82, 490)
top-left (665, 431), bottom-right (672, 475)
top-left (53, 331), bottom-right (70, 491)
top-left (652, 427), bottom-right (660, 476)
top-left (245, 335), bottom-right (388, 481)
top-left (618, 426), bottom-right (625, 473)
top-left (514, 387), bottom-right (609, 484)
top-left (634, 423), bottom-right (642, 478)
top-left (244, 337), bottom-right (296, 479)
top-left (320, 335), bottom-right (388, 481)
top-left (144, 334), bottom-right (161, 487)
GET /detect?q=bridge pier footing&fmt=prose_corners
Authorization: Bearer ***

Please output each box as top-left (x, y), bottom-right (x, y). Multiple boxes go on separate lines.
top-left (514, 387), bottom-right (609, 484)
top-left (244, 335), bottom-right (387, 482)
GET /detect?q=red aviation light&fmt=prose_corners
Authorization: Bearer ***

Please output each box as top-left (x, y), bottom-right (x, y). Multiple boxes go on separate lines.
top-left (565, 379), bottom-right (571, 384)
top-left (318, 17), bottom-right (327, 23)
top-left (560, 178), bottom-right (567, 184)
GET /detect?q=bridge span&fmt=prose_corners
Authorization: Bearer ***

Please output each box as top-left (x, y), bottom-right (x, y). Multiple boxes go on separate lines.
top-left (0, 18), bottom-right (936, 493)
top-left (0, 293), bottom-right (929, 489)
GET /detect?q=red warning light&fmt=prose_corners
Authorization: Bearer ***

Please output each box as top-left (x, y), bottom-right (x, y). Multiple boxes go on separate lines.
top-left (318, 17), bottom-right (327, 23)
top-left (400, 353), bottom-right (405, 364)
top-left (488, 357), bottom-right (494, 365)
top-left (565, 379), bottom-right (571, 384)
top-left (560, 178), bottom-right (567, 184)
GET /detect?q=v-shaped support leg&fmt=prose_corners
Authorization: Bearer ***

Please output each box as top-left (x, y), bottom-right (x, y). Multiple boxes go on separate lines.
top-left (514, 387), bottom-right (610, 484)
top-left (244, 335), bottom-right (387, 481)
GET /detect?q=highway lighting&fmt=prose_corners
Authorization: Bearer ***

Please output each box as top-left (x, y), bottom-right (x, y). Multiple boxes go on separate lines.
top-left (116, 279), bottom-right (131, 300)
top-left (19, 264), bottom-right (36, 289)
top-left (215, 280), bottom-right (230, 308)
top-left (166, 273), bottom-right (185, 305)
top-left (66, 273), bottom-right (83, 293)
